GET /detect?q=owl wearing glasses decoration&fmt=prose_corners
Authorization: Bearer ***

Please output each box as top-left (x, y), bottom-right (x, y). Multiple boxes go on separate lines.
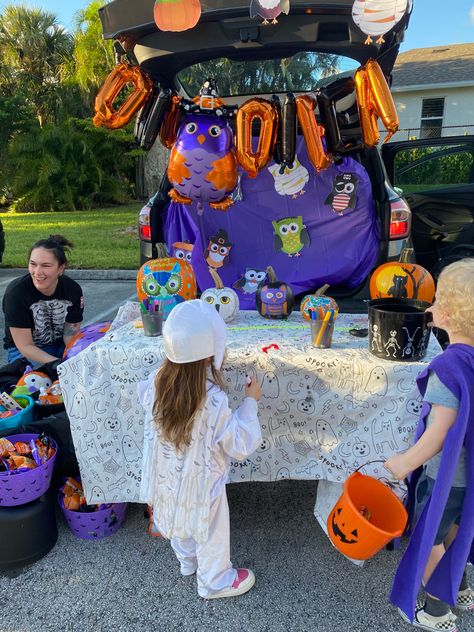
top-left (167, 113), bottom-right (238, 215)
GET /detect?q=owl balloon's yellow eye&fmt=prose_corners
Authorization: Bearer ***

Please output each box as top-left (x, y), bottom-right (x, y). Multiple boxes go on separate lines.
top-left (208, 125), bottom-right (222, 138)
top-left (186, 122), bottom-right (198, 134)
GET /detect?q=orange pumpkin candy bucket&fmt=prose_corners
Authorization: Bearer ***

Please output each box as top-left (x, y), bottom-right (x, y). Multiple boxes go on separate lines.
top-left (327, 469), bottom-right (408, 560)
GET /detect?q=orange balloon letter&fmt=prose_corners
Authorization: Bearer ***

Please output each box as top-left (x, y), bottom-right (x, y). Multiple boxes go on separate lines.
top-left (236, 98), bottom-right (277, 178)
top-left (296, 93), bottom-right (332, 172)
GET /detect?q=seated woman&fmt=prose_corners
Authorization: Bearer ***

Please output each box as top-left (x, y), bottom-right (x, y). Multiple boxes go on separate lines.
top-left (2, 235), bottom-right (84, 366)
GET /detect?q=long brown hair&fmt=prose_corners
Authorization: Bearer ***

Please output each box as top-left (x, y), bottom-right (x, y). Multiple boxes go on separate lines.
top-left (153, 356), bottom-right (225, 450)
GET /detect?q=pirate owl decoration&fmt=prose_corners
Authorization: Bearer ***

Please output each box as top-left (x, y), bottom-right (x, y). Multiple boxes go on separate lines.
top-left (167, 79), bottom-right (238, 215)
top-left (136, 257), bottom-right (197, 320)
top-left (268, 155), bottom-right (309, 197)
top-left (201, 268), bottom-right (240, 323)
top-left (352, 0), bottom-right (410, 45)
top-left (250, 0), bottom-right (290, 24)
top-left (324, 173), bottom-right (359, 216)
top-left (233, 268), bottom-right (267, 294)
top-left (256, 266), bottom-right (294, 319)
top-left (272, 216), bottom-right (310, 257)
top-left (204, 229), bottom-right (232, 269)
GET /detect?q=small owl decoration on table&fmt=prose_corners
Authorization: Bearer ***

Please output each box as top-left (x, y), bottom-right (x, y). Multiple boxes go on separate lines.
top-left (256, 266), bottom-right (295, 319)
top-left (272, 215), bottom-right (310, 257)
top-left (250, 0), bottom-right (290, 24)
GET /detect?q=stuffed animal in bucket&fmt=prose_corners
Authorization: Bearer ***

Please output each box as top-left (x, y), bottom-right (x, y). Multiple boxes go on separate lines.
top-left (11, 367), bottom-right (52, 398)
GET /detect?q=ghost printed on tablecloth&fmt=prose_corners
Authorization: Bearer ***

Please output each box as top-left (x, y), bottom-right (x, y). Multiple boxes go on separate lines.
top-left (71, 390), bottom-right (87, 419)
top-left (275, 467), bottom-right (290, 481)
top-left (268, 156), bottom-right (309, 197)
top-left (108, 344), bottom-right (128, 365)
top-left (122, 435), bottom-right (143, 462)
top-left (89, 486), bottom-right (106, 504)
top-left (364, 366), bottom-right (388, 396)
top-left (261, 371), bottom-right (280, 398)
top-left (315, 419), bottom-right (338, 449)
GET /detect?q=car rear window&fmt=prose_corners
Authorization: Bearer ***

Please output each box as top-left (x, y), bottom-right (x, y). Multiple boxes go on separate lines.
top-left (177, 52), bottom-right (353, 97)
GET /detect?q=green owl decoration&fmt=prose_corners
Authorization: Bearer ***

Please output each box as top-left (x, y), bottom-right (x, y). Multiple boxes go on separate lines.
top-left (272, 215), bottom-right (310, 257)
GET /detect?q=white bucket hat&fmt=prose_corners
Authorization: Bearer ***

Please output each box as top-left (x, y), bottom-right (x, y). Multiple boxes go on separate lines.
top-left (162, 299), bottom-right (227, 369)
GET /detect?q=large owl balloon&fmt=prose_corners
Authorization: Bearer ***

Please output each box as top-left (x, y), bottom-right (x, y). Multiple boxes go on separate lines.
top-left (167, 80), bottom-right (238, 215)
top-left (136, 257), bottom-right (197, 320)
top-left (352, 0), bottom-right (410, 44)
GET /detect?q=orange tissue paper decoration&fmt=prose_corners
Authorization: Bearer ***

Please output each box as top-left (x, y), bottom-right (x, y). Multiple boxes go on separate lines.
top-left (296, 93), bottom-right (333, 172)
top-left (235, 98), bottom-right (278, 178)
top-left (93, 63), bottom-right (154, 130)
top-left (154, 0), bottom-right (201, 32)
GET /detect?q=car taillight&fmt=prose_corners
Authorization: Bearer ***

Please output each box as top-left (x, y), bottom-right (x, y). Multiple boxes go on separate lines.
top-left (138, 204), bottom-right (152, 242)
top-left (389, 198), bottom-right (411, 240)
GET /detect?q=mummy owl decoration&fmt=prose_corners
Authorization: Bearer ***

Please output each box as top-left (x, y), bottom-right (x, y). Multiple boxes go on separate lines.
top-left (250, 0), bottom-right (290, 24)
top-left (324, 174), bottom-right (359, 216)
top-left (167, 79), bottom-right (238, 215)
top-left (352, 0), bottom-right (411, 45)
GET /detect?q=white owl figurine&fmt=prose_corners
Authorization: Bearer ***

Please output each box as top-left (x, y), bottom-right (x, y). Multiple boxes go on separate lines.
top-left (352, 0), bottom-right (409, 44)
top-left (268, 155), bottom-right (309, 197)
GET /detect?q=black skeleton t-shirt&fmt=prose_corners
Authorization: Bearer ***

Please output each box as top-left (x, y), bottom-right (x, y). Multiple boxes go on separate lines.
top-left (3, 274), bottom-right (84, 350)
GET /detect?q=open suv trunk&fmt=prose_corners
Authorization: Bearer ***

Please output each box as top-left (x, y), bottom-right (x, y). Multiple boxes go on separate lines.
top-left (99, 0), bottom-right (413, 310)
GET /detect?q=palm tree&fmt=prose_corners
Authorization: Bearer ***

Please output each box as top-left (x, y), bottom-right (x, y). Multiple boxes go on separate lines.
top-left (0, 4), bottom-right (73, 126)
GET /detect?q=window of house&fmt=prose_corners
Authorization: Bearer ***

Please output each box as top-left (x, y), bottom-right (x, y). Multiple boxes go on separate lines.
top-left (420, 98), bottom-right (445, 139)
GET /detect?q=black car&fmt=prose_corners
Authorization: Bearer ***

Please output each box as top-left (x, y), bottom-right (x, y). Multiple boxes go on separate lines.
top-left (98, 0), bottom-right (473, 306)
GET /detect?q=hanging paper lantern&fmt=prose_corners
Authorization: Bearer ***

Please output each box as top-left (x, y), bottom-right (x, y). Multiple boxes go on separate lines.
top-left (63, 322), bottom-right (112, 361)
top-left (300, 284), bottom-right (339, 322)
top-left (256, 266), bottom-right (294, 320)
top-left (154, 0), bottom-right (201, 32)
top-left (93, 63), bottom-right (154, 130)
top-left (201, 268), bottom-right (240, 323)
top-left (352, 0), bottom-right (409, 45)
top-left (369, 262), bottom-right (435, 303)
top-left (236, 98), bottom-right (278, 178)
top-left (136, 257), bottom-right (197, 320)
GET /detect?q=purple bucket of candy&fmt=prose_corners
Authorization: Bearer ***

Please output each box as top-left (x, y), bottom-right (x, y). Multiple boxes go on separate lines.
top-left (59, 496), bottom-right (127, 540)
top-left (0, 433), bottom-right (57, 507)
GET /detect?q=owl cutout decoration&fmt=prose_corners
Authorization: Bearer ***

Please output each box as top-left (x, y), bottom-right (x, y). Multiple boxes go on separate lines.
top-left (324, 173), bottom-right (359, 216)
top-left (268, 155), bottom-right (309, 197)
top-left (352, 0), bottom-right (410, 45)
top-left (172, 240), bottom-right (194, 263)
top-left (250, 0), bottom-right (290, 24)
top-left (233, 268), bottom-right (267, 295)
top-left (201, 268), bottom-right (240, 323)
top-left (136, 257), bottom-right (197, 321)
top-left (204, 228), bottom-right (232, 269)
top-left (256, 266), bottom-right (294, 319)
top-left (272, 216), bottom-right (310, 257)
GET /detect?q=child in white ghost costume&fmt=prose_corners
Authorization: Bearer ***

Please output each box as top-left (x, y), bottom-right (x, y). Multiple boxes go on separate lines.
top-left (138, 300), bottom-right (262, 599)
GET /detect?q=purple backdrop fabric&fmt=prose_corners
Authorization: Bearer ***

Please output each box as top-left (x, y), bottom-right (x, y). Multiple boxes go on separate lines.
top-left (164, 137), bottom-right (379, 309)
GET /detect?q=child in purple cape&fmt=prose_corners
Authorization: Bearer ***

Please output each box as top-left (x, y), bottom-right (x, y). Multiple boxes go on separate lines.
top-left (385, 258), bottom-right (474, 632)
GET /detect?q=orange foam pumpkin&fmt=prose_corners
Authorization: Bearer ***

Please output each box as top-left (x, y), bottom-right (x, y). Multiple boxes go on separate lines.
top-left (300, 284), bottom-right (339, 321)
top-left (154, 0), bottom-right (201, 32)
top-left (136, 257), bottom-right (197, 320)
top-left (370, 262), bottom-right (435, 303)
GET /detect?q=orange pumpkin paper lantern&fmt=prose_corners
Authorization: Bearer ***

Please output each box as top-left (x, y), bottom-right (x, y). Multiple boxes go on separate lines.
top-left (300, 284), bottom-right (339, 321)
top-left (370, 262), bottom-right (435, 303)
top-left (154, 0), bottom-right (201, 32)
top-left (93, 63), bottom-right (154, 130)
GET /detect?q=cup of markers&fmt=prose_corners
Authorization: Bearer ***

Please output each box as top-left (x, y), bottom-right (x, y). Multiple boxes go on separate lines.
top-left (140, 300), bottom-right (163, 337)
top-left (310, 307), bottom-right (338, 349)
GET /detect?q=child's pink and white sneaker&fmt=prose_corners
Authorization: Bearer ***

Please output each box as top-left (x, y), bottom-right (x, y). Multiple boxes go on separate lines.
top-left (205, 568), bottom-right (255, 599)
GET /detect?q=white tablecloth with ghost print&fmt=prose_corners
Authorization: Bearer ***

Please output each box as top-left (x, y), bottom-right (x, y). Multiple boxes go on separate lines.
top-left (58, 304), bottom-right (441, 504)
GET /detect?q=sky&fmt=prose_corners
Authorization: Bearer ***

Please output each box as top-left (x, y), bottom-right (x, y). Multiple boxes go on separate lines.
top-left (0, 0), bottom-right (473, 52)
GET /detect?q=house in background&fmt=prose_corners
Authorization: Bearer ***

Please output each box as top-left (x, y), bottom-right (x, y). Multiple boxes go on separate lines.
top-left (390, 43), bottom-right (474, 141)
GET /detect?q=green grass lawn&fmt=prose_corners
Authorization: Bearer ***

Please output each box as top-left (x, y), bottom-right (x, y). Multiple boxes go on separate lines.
top-left (0, 205), bottom-right (141, 269)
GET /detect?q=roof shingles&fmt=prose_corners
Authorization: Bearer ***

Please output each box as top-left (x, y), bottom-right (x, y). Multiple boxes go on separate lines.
top-left (392, 43), bottom-right (474, 87)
